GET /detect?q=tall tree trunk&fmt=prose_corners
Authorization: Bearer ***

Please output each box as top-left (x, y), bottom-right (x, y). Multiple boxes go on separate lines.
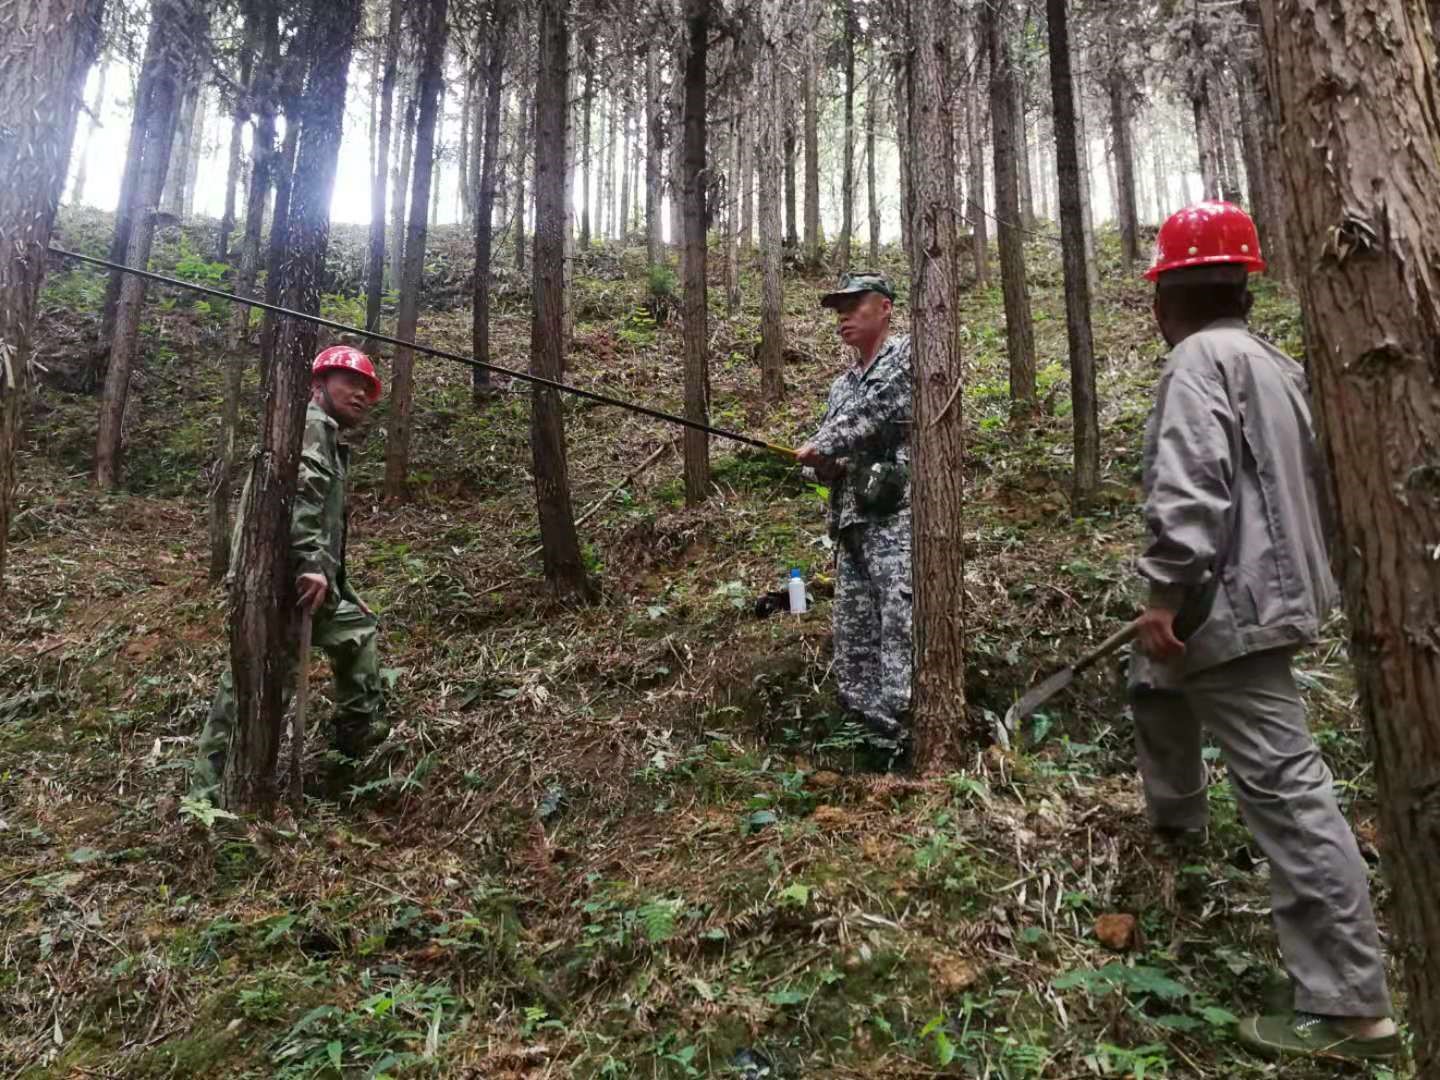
top-left (1152, 120), bottom-right (1168, 221)
top-left (530, 0), bottom-right (593, 602)
top-left (739, 110), bottom-right (754, 250)
top-left (580, 47), bottom-right (594, 248)
top-left (724, 103), bottom-right (740, 315)
top-left (429, 84), bottom-right (445, 227)
top-left (384, 0), bottom-right (448, 502)
top-left (162, 80), bottom-right (198, 217)
top-left (1016, 80), bottom-right (1035, 228)
top-left (1074, 39), bottom-right (1098, 292)
top-left (562, 33), bottom-right (577, 353)
top-left (668, 39), bottom-right (685, 256)
top-left (1260, 1), bottom-right (1440, 1065)
top-left (803, 31), bottom-right (821, 266)
top-left (619, 83), bottom-right (633, 241)
top-left (391, 72), bottom-right (416, 296)
top-left (95, 0), bottom-right (193, 490)
top-left (0, 0), bottom-right (105, 593)
top-left (783, 117), bottom-right (798, 249)
top-left (457, 60), bottom-right (474, 225)
top-left (366, 0), bottom-right (403, 330)
top-left (259, 97), bottom-right (301, 369)
top-left (209, 0), bottom-right (276, 582)
top-left (514, 83), bottom-right (529, 272)
top-left (1216, 81), bottom-right (1243, 203)
top-left (680, 0), bottom-right (710, 505)
top-left (604, 85), bottom-right (619, 239)
top-left (1047, 0), bottom-right (1097, 511)
top-left (225, 0), bottom-right (360, 814)
top-left (966, 12), bottom-right (989, 285)
top-left (471, 0), bottom-right (508, 400)
top-left (758, 28), bottom-right (784, 402)
top-left (906, 0), bottom-right (968, 772)
top-left (867, 50), bottom-right (880, 263)
top-left (894, 58), bottom-right (912, 260)
top-left (1192, 76), bottom-right (1219, 199)
top-left (1109, 71), bottom-right (1140, 268)
top-left (986, 0), bottom-right (1035, 414)
top-left (217, 35), bottom-right (254, 265)
top-left (839, 0), bottom-right (856, 272)
top-left (1236, 59), bottom-right (1268, 231)
top-left (182, 86), bottom-right (207, 217)
top-left (72, 49), bottom-right (110, 206)
top-left (645, 41), bottom-right (663, 266)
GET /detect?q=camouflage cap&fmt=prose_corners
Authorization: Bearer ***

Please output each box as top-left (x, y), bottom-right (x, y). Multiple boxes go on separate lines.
top-left (819, 270), bottom-right (897, 308)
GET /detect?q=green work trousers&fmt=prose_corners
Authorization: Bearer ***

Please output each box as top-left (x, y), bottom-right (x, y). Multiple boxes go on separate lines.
top-left (191, 597), bottom-right (386, 800)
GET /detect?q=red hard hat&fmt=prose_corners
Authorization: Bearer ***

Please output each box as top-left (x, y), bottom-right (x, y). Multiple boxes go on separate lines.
top-left (312, 345), bottom-right (382, 402)
top-left (1145, 200), bottom-right (1266, 281)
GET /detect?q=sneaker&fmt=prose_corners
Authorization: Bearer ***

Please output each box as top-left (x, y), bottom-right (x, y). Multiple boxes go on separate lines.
top-left (1236, 1012), bottom-right (1400, 1061)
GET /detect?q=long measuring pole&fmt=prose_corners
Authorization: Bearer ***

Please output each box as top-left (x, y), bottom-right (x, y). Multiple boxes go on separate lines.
top-left (50, 246), bottom-right (798, 459)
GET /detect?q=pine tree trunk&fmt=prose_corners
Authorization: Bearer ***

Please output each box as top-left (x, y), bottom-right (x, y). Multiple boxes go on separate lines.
top-left (530, 0), bottom-right (593, 602)
top-left (895, 61), bottom-right (912, 263)
top-left (1074, 38), bottom-right (1098, 291)
top-left (1109, 71), bottom-right (1139, 268)
top-left (645, 42), bottom-right (663, 266)
top-left (867, 52), bottom-right (880, 263)
top-left (95, 0), bottom-right (192, 490)
top-left (0, 0), bottom-right (105, 593)
top-left (605, 86), bottom-right (619, 239)
top-left (1236, 58), bottom-right (1268, 239)
top-left (72, 50), bottom-right (110, 206)
top-left (1047, 0), bottom-right (1097, 511)
top-left (1152, 123), bottom-right (1168, 221)
top-left (163, 81), bottom-right (198, 217)
top-left (514, 84), bottom-right (529, 272)
top-left (619, 84), bottom-right (633, 241)
top-left (472, 1), bottom-right (508, 400)
top-left (259, 92), bottom-right (301, 369)
top-left (1016, 80), bottom-right (1035, 228)
top-left (217, 35), bottom-right (254, 264)
top-left (209, 1), bottom-right (275, 582)
top-left (739, 111), bottom-right (754, 251)
top-left (907, 0), bottom-right (969, 773)
top-left (680, 0), bottom-right (710, 505)
top-left (429, 85), bottom-right (444, 227)
top-left (1192, 79), bottom-right (1219, 199)
top-left (1260, 1), bottom-right (1440, 1064)
top-left (966, 12), bottom-right (989, 285)
top-left (580, 49), bottom-right (593, 248)
top-left (182, 87), bottom-right (207, 218)
top-left (225, 0), bottom-right (360, 814)
top-left (391, 73), bottom-right (416, 295)
top-left (986, 0), bottom-right (1035, 414)
top-left (803, 33), bottom-right (821, 266)
top-left (1216, 81), bottom-right (1243, 203)
top-left (668, 39), bottom-right (685, 256)
top-left (458, 61), bottom-right (473, 225)
top-left (384, 0), bottom-right (448, 502)
top-left (562, 33), bottom-right (577, 353)
top-left (724, 103), bottom-right (740, 314)
top-left (783, 118), bottom-right (798, 249)
top-left (758, 27), bottom-right (784, 402)
top-left (839, 0), bottom-right (856, 272)
top-left (366, 0), bottom-right (403, 331)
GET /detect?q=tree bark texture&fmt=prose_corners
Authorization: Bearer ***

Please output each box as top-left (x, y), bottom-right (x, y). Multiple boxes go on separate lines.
top-left (383, 0), bottom-right (449, 502)
top-left (1260, 1), bottom-right (1440, 1063)
top-left (1046, 0), bottom-right (1098, 511)
top-left (680, 0), bottom-right (710, 505)
top-left (224, 0), bottom-right (359, 813)
top-left (366, 0), bottom-right (403, 331)
top-left (162, 80), bottom-right (198, 217)
top-left (906, 0), bottom-right (969, 773)
top-left (645, 42), bottom-right (663, 266)
top-left (966, 13), bottom-right (989, 286)
top-left (985, 0), bottom-right (1036, 413)
top-left (217, 34), bottom-right (253, 265)
top-left (0, 0), bottom-right (105, 593)
top-left (725, 105), bottom-right (740, 315)
top-left (580, 46), bottom-right (594, 248)
top-left (803, 33), bottom-right (821, 265)
top-left (529, 0), bottom-right (593, 602)
top-left (894, 66), bottom-right (912, 263)
top-left (471, 0), bottom-right (508, 399)
top-left (739, 110), bottom-right (754, 250)
top-left (390, 71), bottom-right (416, 297)
top-left (758, 32), bottom-right (784, 402)
top-left (867, 51), bottom-right (880, 263)
top-left (95, 0), bottom-right (195, 490)
top-left (182, 86), bottom-right (207, 218)
top-left (784, 118), bottom-right (798, 249)
top-left (839, 0), bottom-right (856, 272)
top-left (1109, 71), bottom-right (1140, 268)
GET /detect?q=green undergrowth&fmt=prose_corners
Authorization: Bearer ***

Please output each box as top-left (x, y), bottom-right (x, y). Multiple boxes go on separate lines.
top-left (0, 210), bottom-right (1407, 1077)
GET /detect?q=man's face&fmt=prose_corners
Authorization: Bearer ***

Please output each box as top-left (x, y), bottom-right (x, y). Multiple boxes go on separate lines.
top-left (832, 291), bottom-right (892, 350)
top-left (316, 369), bottom-right (374, 428)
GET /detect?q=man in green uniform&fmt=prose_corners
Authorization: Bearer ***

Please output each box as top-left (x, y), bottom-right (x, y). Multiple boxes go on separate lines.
top-left (192, 346), bottom-right (389, 801)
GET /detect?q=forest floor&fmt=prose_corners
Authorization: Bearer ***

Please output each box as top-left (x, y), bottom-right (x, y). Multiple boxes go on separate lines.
top-left (0, 210), bottom-right (1407, 1079)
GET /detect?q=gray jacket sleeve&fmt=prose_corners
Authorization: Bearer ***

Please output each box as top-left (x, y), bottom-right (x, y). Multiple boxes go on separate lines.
top-left (1139, 360), bottom-right (1236, 606)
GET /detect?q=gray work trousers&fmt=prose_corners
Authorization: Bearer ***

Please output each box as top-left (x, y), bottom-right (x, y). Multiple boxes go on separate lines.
top-left (1132, 648), bottom-right (1391, 1017)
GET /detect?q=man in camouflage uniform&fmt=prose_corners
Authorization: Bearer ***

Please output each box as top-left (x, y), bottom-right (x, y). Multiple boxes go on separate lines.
top-left (192, 346), bottom-right (390, 801)
top-left (797, 272), bottom-right (913, 750)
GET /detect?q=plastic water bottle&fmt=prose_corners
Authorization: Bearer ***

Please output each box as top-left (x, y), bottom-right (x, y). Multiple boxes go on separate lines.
top-left (787, 569), bottom-right (808, 614)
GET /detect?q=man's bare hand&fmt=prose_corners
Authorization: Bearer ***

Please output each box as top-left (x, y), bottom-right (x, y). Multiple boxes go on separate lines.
top-left (795, 442), bottom-right (828, 469)
top-left (296, 573), bottom-right (328, 613)
top-left (1137, 605), bottom-right (1185, 660)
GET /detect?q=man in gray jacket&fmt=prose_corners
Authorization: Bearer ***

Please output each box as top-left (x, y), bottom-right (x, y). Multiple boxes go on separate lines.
top-left (1132, 202), bottom-right (1397, 1061)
